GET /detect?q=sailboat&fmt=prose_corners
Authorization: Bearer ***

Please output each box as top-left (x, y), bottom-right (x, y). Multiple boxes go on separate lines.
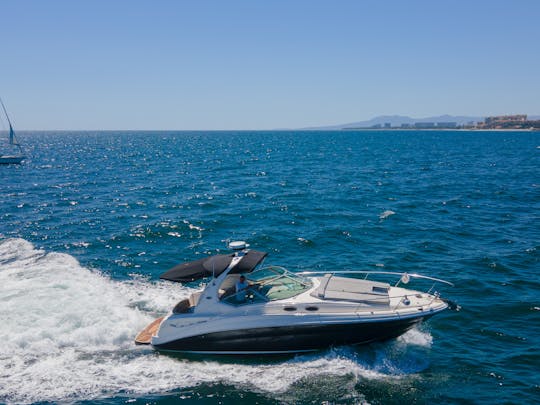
top-left (0, 98), bottom-right (26, 164)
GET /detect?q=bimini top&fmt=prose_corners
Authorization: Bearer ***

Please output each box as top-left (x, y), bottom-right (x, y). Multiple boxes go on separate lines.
top-left (160, 250), bottom-right (267, 283)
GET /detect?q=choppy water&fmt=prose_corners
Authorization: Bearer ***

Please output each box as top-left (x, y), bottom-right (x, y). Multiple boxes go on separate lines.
top-left (1, 130), bottom-right (539, 404)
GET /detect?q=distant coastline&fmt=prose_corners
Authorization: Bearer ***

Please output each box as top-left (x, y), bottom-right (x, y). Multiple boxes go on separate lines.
top-left (341, 127), bottom-right (540, 132)
top-left (307, 114), bottom-right (540, 131)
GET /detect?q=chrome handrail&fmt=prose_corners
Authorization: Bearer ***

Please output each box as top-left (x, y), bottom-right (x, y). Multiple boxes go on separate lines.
top-left (296, 270), bottom-right (454, 287)
top-left (258, 265), bottom-right (313, 286)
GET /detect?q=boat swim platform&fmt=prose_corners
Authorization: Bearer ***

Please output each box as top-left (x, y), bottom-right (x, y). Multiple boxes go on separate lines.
top-left (135, 316), bottom-right (164, 345)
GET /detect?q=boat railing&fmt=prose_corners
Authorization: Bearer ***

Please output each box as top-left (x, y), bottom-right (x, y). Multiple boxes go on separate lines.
top-left (309, 271), bottom-right (453, 312)
top-left (352, 290), bottom-right (445, 312)
top-left (297, 270), bottom-right (453, 299)
top-left (257, 265), bottom-right (313, 287)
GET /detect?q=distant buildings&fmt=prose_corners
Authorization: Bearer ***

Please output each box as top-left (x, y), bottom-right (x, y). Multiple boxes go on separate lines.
top-left (484, 115), bottom-right (526, 125)
top-left (436, 122), bottom-right (458, 128)
top-left (414, 122), bottom-right (435, 128)
top-left (357, 114), bottom-right (540, 130)
top-left (369, 121), bottom-right (459, 129)
top-left (409, 122), bottom-right (457, 128)
top-left (477, 114), bottom-right (539, 129)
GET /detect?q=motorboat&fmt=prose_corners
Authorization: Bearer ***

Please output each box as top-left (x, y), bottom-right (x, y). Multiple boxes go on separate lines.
top-left (135, 241), bottom-right (453, 354)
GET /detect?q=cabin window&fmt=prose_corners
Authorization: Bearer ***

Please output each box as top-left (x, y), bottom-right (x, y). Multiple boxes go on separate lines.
top-left (220, 266), bottom-right (313, 306)
top-left (248, 266), bottom-right (313, 301)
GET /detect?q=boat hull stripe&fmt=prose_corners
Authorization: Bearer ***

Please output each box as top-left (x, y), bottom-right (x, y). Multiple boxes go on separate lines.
top-left (153, 316), bottom-right (429, 353)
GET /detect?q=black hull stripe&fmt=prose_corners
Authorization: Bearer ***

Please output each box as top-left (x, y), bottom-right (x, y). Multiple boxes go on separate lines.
top-left (154, 317), bottom-right (427, 353)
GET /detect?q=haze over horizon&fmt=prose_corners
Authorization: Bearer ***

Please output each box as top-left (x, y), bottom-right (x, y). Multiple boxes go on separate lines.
top-left (1, 0), bottom-right (539, 131)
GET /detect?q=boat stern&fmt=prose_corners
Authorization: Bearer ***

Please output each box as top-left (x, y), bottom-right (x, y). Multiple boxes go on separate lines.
top-left (134, 316), bottom-right (165, 345)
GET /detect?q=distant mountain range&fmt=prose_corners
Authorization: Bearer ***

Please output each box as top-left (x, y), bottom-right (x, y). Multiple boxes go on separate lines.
top-left (303, 114), bottom-right (540, 130)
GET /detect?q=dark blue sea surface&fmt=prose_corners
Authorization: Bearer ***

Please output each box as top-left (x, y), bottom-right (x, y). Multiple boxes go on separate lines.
top-left (1, 130), bottom-right (539, 404)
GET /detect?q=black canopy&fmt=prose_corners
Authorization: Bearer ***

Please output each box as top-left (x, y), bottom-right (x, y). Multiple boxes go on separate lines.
top-left (160, 250), bottom-right (267, 283)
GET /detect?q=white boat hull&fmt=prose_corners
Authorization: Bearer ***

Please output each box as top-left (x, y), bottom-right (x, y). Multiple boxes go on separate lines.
top-left (151, 299), bottom-right (448, 354)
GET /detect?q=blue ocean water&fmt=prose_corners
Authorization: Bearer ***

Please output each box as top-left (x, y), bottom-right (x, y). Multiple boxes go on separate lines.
top-left (1, 130), bottom-right (539, 404)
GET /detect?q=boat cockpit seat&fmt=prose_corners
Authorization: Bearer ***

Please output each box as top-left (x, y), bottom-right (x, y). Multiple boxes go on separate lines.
top-left (173, 298), bottom-right (191, 313)
top-left (173, 292), bottom-right (202, 313)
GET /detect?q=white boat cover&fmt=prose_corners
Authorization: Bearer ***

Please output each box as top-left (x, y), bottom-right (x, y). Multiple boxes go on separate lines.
top-left (312, 274), bottom-right (390, 304)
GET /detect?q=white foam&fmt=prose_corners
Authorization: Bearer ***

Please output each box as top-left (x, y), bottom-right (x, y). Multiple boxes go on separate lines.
top-left (0, 238), bottom-right (432, 404)
top-left (379, 210), bottom-right (396, 220)
top-left (397, 327), bottom-right (433, 347)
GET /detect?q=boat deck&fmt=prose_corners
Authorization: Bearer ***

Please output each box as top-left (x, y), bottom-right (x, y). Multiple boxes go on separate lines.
top-left (134, 316), bottom-right (164, 345)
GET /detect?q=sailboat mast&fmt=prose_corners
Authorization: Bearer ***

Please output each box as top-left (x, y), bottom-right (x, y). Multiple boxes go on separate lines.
top-left (0, 97), bottom-right (22, 152)
top-left (0, 98), bottom-right (13, 127)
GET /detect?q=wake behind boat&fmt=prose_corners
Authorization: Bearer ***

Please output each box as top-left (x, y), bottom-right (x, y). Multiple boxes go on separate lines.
top-left (0, 98), bottom-right (25, 165)
top-left (136, 241), bottom-right (454, 354)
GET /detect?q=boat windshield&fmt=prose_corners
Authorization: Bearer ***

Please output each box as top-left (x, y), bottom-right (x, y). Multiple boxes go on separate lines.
top-left (221, 266), bottom-right (313, 306)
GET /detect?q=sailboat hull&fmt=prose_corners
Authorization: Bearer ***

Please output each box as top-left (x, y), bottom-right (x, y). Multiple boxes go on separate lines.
top-left (1, 98), bottom-right (25, 164)
top-left (0, 155), bottom-right (25, 164)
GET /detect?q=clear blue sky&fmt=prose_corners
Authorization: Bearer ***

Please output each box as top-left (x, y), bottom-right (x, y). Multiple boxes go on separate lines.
top-left (1, 0), bottom-right (539, 130)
